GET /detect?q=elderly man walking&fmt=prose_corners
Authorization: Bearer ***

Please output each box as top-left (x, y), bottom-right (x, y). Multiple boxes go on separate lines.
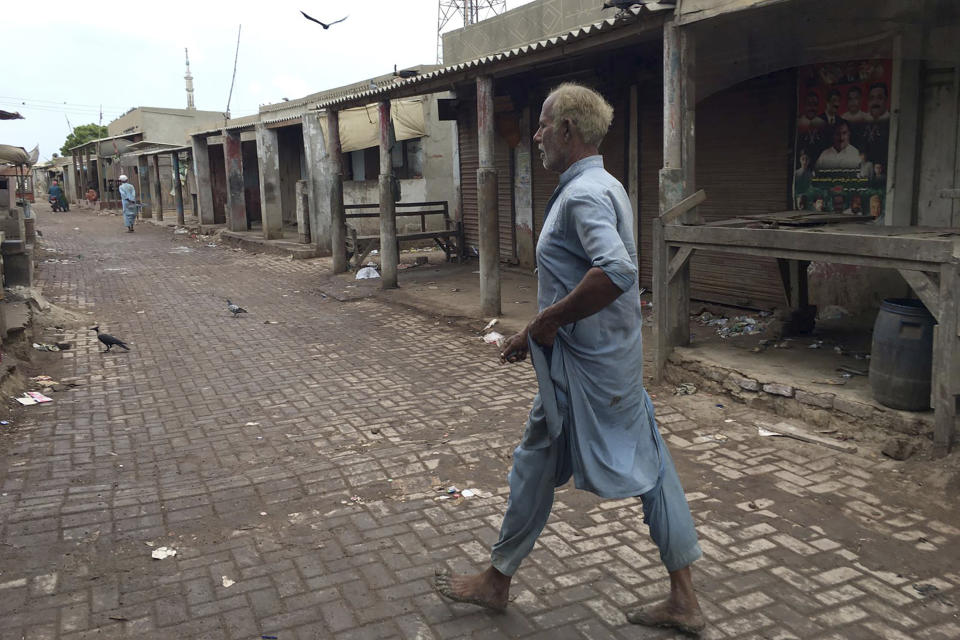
top-left (118, 174), bottom-right (137, 233)
top-left (435, 83), bottom-right (705, 635)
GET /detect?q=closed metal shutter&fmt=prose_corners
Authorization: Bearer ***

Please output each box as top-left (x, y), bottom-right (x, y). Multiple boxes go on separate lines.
top-left (458, 105), bottom-right (516, 261)
top-left (639, 71), bottom-right (793, 309)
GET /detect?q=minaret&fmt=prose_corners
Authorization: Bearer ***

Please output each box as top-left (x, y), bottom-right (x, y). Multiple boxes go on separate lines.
top-left (184, 48), bottom-right (196, 110)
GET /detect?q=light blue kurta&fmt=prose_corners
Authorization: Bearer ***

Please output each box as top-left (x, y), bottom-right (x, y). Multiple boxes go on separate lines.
top-left (490, 155), bottom-right (700, 577)
top-left (119, 182), bottom-right (137, 225)
top-left (527, 155), bottom-right (661, 499)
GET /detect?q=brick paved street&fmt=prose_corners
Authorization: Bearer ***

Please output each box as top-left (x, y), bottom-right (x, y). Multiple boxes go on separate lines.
top-left (0, 208), bottom-right (958, 639)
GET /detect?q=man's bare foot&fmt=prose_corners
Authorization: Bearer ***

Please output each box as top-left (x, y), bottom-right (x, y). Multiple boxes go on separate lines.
top-left (626, 600), bottom-right (705, 636)
top-left (434, 566), bottom-right (510, 612)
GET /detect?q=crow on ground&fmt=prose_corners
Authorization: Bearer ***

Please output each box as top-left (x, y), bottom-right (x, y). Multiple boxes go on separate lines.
top-left (227, 299), bottom-right (248, 318)
top-left (90, 326), bottom-right (130, 352)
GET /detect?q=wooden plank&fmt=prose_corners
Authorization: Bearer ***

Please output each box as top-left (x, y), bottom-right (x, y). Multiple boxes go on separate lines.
top-left (897, 269), bottom-right (940, 321)
top-left (932, 261), bottom-right (959, 457)
top-left (661, 189), bottom-right (706, 225)
top-left (652, 217), bottom-right (669, 380)
top-left (761, 421), bottom-right (859, 454)
top-left (663, 225), bottom-right (956, 263)
top-left (666, 246), bottom-right (694, 283)
top-left (667, 241), bottom-right (937, 272)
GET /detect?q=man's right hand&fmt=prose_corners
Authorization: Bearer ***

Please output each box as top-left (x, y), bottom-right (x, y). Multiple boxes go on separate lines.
top-left (499, 330), bottom-right (529, 364)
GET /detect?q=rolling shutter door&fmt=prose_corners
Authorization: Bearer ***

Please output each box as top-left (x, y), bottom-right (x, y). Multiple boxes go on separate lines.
top-left (459, 106), bottom-right (516, 261)
top-left (458, 109), bottom-right (479, 252)
top-left (640, 71), bottom-right (793, 309)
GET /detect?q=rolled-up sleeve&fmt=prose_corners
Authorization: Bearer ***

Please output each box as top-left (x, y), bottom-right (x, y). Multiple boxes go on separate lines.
top-left (567, 193), bottom-right (637, 291)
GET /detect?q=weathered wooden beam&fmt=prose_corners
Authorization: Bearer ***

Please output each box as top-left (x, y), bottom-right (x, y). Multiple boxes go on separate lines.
top-left (897, 269), bottom-right (940, 321)
top-left (667, 242), bottom-right (938, 272)
top-left (932, 261), bottom-right (959, 457)
top-left (663, 225), bottom-right (956, 263)
top-left (652, 217), bottom-right (670, 380)
top-left (661, 189), bottom-right (706, 225)
top-left (152, 154), bottom-right (164, 220)
top-left (666, 246), bottom-right (694, 283)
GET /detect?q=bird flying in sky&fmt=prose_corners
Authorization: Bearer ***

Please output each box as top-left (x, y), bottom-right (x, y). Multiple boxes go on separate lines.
top-left (300, 11), bottom-right (348, 29)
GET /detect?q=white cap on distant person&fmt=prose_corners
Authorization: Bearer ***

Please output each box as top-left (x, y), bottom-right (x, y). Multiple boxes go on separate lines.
top-left (119, 175), bottom-right (128, 182)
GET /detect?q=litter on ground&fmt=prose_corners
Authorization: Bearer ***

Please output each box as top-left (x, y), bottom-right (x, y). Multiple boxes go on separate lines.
top-left (356, 266), bottom-right (380, 280)
top-left (151, 546), bottom-right (176, 560)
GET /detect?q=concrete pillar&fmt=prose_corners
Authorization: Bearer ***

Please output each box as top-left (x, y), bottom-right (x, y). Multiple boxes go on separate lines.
top-left (256, 124), bottom-right (283, 240)
top-left (191, 134), bottom-right (215, 225)
top-left (172, 152), bottom-right (185, 225)
top-left (137, 155), bottom-right (152, 218)
top-left (296, 180), bottom-right (311, 243)
top-left (378, 100), bottom-right (399, 289)
top-left (72, 152), bottom-right (82, 202)
top-left (327, 109), bottom-right (348, 273)
top-left (83, 146), bottom-right (92, 199)
top-left (301, 111), bottom-right (331, 252)
top-left (95, 153), bottom-right (105, 207)
top-left (224, 129), bottom-right (247, 232)
top-left (513, 104), bottom-right (535, 268)
top-left (477, 75), bottom-right (501, 317)
top-left (152, 154), bottom-right (164, 221)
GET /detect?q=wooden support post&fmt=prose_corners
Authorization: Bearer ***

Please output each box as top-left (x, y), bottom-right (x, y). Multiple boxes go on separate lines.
top-left (378, 100), bottom-right (399, 289)
top-left (152, 154), bottom-right (164, 221)
top-left (628, 84), bottom-right (640, 252)
top-left (477, 75), bottom-right (501, 317)
top-left (327, 109), bottom-right (348, 274)
top-left (223, 129), bottom-right (246, 232)
top-left (932, 259), bottom-right (959, 457)
top-left (137, 155), bottom-right (152, 218)
top-left (72, 152), bottom-right (81, 202)
top-left (654, 20), bottom-right (695, 380)
top-left (897, 269), bottom-right (940, 320)
top-left (172, 152), bottom-right (185, 226)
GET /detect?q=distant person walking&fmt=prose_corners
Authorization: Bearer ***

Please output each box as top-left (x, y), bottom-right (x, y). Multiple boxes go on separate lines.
top-left (118, 175), bottom-right (137, 233)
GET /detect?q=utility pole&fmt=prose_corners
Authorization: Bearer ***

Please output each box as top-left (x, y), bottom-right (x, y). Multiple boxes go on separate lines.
top-left (436, 0), bottom-right (507, 64)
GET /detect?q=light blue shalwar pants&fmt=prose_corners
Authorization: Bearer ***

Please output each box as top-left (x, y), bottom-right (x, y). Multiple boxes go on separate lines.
top-left (490, 365), bottom-right (702, 577)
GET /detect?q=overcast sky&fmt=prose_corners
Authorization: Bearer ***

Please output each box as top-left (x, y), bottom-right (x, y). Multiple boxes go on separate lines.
top-left (3, 0), bottom-right (533, 162)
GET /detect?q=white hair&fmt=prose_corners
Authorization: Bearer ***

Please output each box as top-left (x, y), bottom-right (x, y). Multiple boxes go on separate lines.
top-left (547, 83), bottom-right (614, 146)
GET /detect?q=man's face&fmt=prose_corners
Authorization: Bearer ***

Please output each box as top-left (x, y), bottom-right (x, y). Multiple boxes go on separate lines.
top-left (869, 86), bottom-right (887, 118)
top-left (805, 94), bottom-right (819, 119)
top-left (851, 196), bottom-right (862, 213)
top-left (874, 162), bottom-right (884, 177)
top-left (826, 93), bottom-right (840, 115)
top-left (870, 195), bottom-right (882, 217)
top-left (533, 96), bottom-right (567, 173)
top-left (833, 195), bottom-right (845, 212)
top-left (847, 90), bottom-right (861, 113)
top-left (833, 124), bottom-right (850, 151)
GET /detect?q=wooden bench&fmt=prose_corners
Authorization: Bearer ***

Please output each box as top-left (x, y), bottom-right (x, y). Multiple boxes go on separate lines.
top-left (344, 201), bottom-right (463, 269)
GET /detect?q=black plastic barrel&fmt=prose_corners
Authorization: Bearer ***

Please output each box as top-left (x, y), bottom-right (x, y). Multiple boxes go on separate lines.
top-left (869, 298), bottom-right (935, 411)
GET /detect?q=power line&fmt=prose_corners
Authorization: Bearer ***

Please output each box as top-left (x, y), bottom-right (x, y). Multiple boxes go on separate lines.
top-left (0, 95), bottom-right (130, 110)
top-left (225, 25), bottom-right (242, 118)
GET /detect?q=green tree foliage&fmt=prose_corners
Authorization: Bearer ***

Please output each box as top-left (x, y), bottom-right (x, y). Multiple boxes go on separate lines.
top-left (60, 124), bottom-right (108, 156)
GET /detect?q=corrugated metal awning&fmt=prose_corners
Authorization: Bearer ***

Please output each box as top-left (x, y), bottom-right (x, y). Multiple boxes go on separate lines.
top-left (313, 3), bottom-right (671, 111)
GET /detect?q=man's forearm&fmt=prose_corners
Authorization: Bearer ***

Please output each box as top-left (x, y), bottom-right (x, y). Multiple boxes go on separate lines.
top-left (539, 267), bottom-right (624, 329)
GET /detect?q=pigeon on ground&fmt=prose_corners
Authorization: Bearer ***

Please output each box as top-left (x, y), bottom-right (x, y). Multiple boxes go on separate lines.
top-left (227, 299), bottom-right (248, 318)
top-left (300, 10), bottom-right (348, 29)
top-left (90, 326), bottom-right (130, 352)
